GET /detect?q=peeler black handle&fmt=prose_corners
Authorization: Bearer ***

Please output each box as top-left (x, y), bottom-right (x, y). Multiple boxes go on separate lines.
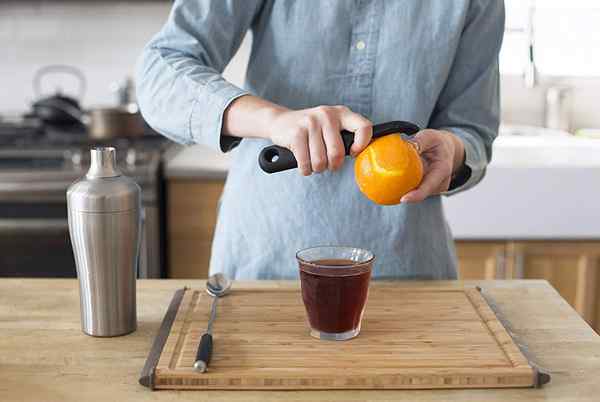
top-left (258, 120), bottom-right (420, 174)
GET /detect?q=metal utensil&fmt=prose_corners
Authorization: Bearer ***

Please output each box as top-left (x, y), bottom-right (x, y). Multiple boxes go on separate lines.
top-left (87, 106), bottom-right (145, 140)
top-left (31, 65), bottom-right (87, 128)
top-left (193, 273), bottom-right (232, 372)
top-left (31, 65), bottom-right (145, 139)
top-left (258, 120), bottom-right (420, 174)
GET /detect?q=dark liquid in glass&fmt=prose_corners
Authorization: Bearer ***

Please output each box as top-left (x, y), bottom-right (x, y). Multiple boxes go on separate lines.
top-left (299, 258), bottom-right (372, 334)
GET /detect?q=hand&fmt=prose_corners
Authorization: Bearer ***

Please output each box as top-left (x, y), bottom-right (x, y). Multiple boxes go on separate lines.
top-left (267, 105), bottom-right (372, 176)
top-left (401, 129), bottom-right (465, 203)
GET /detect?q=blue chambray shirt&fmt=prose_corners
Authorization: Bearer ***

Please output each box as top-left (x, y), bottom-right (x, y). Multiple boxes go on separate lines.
top-left (137, 0), bottom-right (504, 280)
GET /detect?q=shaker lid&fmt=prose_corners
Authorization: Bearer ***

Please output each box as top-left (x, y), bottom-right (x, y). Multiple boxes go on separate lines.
top-left (67, 147), bottom-right (141, 212)
top-left (86, 146), bottom-right (121, 179)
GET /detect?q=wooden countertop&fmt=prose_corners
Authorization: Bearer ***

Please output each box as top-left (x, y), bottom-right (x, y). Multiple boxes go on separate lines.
top-left (2, 279), bottom-right (600, 401)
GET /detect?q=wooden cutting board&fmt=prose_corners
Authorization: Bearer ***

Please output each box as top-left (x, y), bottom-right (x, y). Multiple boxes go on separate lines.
top-left (140, 285), bottom-right (549, 390)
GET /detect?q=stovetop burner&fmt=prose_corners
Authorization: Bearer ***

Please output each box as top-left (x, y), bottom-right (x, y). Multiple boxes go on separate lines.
top-left (1, 118), bottom-right (164, 147)
top-left (0, 113), bottom-right (170, 180)
top-left (0, 115), bottom-right (44, 144)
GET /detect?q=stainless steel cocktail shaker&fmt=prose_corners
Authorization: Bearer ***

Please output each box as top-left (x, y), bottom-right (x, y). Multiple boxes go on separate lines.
top-left (67, 147), bottom-right (141, 337)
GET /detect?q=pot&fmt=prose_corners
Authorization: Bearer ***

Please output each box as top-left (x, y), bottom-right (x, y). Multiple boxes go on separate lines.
top-left (30, 65), bottom-right (145, 139)
top-left (87, 106), bottom-right (145, 140)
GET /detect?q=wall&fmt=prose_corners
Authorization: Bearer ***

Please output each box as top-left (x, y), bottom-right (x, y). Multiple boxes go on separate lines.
top-left (2, 1), bottom-right (599, 132)
top-left (1, 1), bottom-right (250, 113)
top-left (501, 75), bottom-right (600, 131)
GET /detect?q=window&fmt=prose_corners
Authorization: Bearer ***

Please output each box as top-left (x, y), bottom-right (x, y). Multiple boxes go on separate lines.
top-left (501, 0), bottom-right (600, 77)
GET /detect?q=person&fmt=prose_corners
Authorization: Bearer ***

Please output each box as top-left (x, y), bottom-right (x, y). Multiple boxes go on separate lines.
top-left (136, 0), bottom-right (505, 280)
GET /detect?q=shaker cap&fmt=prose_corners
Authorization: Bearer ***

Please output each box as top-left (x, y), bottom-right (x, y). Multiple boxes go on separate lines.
top-left (67, 147), bottom-right (141, 212)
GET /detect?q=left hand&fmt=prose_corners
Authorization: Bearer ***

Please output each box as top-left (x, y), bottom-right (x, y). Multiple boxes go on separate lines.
top-left (400, 129), bottom-right (465, 203)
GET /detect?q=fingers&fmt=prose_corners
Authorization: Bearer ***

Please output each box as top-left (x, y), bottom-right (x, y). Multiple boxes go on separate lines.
top-left (350, 125), bottom-right (373, 157)
top-left (400, 165), bottom-right (448, 203)
top-left (337, 106), bottom-right (372, 156)
top-left (280, 105), bottom-right (371, 176)
top-left (290, 128), bottom-right (311, 176)
top-left (306, 116), bottom-right (327, 173)
top-left (401, 130), bottom-right (454, 202)
top-left (320, 113), bottom-right (345, 171)
top-left (411, 130), bottom-right (437, 152)
top-left (303, 105), bottom-right (368, 174)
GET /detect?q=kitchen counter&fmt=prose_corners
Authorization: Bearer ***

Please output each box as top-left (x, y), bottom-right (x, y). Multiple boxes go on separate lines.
top-left (443, 131), bottom-right (600, 239)
top-left (163, 144), bottom-right (231, 179)
top-left (163, 126), bottom-right (600, 178)
top-left (163, 130), bottom-right (600, 238)
top-left (2, 279), bottom-right (600, 401)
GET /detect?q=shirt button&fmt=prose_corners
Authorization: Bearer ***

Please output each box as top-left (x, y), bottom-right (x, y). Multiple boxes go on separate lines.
top-left (355, 40), bottom-right (366, 50)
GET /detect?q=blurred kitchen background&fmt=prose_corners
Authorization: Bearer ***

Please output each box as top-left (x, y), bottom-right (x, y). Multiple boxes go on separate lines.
top-left (1, 1), bottom-right (600, 329)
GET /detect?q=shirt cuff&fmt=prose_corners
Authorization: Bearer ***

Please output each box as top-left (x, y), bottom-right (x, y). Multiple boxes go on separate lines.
top-left (440, 127), bottom-right (488, 196)
top-left (189, 82), bottom-right (250, 153)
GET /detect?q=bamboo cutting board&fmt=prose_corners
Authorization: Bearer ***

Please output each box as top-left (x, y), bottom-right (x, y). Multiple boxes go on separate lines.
top-left (139, 286), bottom-right (550, 390)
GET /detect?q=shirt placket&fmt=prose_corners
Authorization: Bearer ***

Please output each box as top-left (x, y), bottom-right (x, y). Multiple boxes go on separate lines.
top-left (343, 0), bottom-right (381, 119)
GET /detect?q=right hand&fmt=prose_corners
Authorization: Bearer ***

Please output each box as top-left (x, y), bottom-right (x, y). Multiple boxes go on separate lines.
top-left (267, 105), bottom-right (373, 176)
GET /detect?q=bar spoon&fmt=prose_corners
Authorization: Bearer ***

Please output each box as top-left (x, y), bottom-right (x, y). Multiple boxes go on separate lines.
top-left (193, 273), bottom-right (232, 372)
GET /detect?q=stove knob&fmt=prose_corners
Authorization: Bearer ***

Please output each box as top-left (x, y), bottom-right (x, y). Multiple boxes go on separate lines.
top-left (126, 148), bottom-right (137, 166)
top-left (66, 150), bottom-right (83, 166)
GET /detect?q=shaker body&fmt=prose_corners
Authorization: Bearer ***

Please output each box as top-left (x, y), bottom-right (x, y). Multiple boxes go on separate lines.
top-left (68, 207), bottom-right (141, 336)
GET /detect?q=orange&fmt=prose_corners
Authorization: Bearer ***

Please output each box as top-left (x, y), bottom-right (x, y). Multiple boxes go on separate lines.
top-left (354, 133), bottom-right (423, 205)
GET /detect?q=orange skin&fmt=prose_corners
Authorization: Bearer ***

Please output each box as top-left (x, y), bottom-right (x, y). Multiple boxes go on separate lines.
top-left (354, 134), bottom-right (424, 205)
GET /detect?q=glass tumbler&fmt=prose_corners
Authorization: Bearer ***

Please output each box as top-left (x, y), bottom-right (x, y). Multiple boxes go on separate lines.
top-left (297, 246), bottom-right (374, 341)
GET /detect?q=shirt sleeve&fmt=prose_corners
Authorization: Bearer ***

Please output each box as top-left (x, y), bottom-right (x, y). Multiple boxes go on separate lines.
top-left (428, 0), bottom-right (505, 195)
top-left (135, 0), bottom-right (264, 152)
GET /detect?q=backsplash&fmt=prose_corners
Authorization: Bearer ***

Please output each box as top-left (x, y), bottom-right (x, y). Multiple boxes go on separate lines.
top-left (3, 1), bottom-right (599, 131)
top-left (1, 1), bottom-right (250, 113)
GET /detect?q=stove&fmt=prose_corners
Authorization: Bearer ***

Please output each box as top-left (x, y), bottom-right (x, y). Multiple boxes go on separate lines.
top-left (0, 115), bottom-right (168, 278)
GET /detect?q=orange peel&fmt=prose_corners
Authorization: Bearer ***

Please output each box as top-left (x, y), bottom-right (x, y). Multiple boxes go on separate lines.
top-left (354, 134), bottom-right (423, 205)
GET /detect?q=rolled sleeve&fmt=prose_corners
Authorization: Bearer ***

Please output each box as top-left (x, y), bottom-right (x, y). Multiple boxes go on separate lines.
top-left (136, 0), bottom-right (262, 152)
top-left (430, 0), bottom-right (505, 195)
top-left (190, 82), bottom-right (249, 151)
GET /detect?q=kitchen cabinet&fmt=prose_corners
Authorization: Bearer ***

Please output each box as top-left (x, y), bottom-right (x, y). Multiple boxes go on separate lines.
top-left (455, 242), bottom-right (506, 280)
top-left (167, 179), bottom-right (225, 279)
top-left (457, 240), bottom-right (600, 332)
top-left (505, 241), bottom-right (600, 330)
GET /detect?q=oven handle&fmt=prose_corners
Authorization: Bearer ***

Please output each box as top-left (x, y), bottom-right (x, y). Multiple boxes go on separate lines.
top-left (0, 183), bottom-right (155, 203)
top-left (0, 219), bottom-right (69, 234)
top-left (0, 183), bottom-right (71, 202)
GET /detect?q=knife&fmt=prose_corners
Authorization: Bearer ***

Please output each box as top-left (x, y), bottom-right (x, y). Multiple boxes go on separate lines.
top-left (258, 120), bottom-right (420, 174)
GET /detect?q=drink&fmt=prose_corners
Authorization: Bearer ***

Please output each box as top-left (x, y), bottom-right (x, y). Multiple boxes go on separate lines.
top-left (297, 247), bottom-right (374, 341)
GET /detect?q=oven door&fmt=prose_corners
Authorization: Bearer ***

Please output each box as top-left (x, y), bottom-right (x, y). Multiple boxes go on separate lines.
top-left (0, 162), bottom-right (162, 277)
top-left (0, 202), bottom-right (157, 278)
top-left (0, 205), bottom-right (76, 277)
top-left (0, 195), bottom-right (155, 278)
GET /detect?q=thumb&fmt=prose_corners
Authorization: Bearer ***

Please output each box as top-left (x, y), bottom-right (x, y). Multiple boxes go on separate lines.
top-left (338, 107), bottom-right (372, 156)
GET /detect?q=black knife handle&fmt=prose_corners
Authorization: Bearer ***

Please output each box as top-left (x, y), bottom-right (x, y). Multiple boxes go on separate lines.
top-left (193, 333), bottom-right (213, 373)
top-left (258, 120), bottom-right (420, 174)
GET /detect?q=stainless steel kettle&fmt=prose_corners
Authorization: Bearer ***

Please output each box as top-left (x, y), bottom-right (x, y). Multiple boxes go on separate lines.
top-left (67, 147), bottom-right (142, 337)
